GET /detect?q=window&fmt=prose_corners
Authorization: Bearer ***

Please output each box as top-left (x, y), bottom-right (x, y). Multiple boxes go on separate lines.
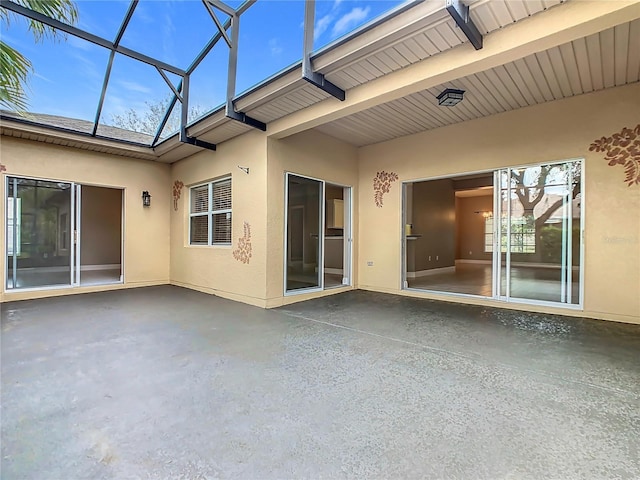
top-left (189, 177), bottom-right (232, 245)
top-left (484, 215), bottom-right (494, 253)
top-left (484, 215), bottom-right (536, 254)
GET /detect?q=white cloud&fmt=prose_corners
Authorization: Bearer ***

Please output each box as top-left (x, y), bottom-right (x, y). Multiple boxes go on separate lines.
top-left (33, 73), bottom-right (52, 83)
top-left (314, 14), bottom-right (333, 40)
top-left (118, 80), bottom-right (153, 94)
top-left (269, 38), bottom-right (283, 56)
top-left (331, 6), bottom-right (371, 38)
top-left (67, 35), bottom-right (93, 52)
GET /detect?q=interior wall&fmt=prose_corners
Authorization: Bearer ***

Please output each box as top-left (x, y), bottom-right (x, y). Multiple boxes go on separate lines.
top-left (81, 186), bottom-right (122, 266)
top-left (456, 195), bottom-right (493, 262)
top-left (324, 184), bottom-right (345, 271)
top-left (357, 83), bottom-right (640, 324)
top-left (266, 129), bottom-right (359, 306)
top-left (411, 179), bottom-right (456, 271)
top-left (169, 130), bottom-right (269, 307)
top-left (0, 137), bottom-right (171, 303)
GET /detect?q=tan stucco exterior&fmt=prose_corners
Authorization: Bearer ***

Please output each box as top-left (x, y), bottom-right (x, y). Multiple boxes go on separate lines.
top-left (357, 83), bottom-right (640, 324)
top-left (0, 137), bottom-right (171, 303)
top-left (265, 130), bottom-right (359, 307)
top-left (2, 83), bottom-right (639, 323)
top-left (169, 130), bottom-right (269, 307)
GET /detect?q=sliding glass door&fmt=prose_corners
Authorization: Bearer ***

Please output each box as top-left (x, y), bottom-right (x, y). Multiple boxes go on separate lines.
top-left (402, 159), bottom-right (583, 308)
top-left (285, 174), bottom-right (323, 292)
top-left (6, 176), bottom-right (124, 291)
top-left (284, 173), bottom-right (352, 294)
top-left (495, 160), bottom-right (582, 306)
top-left (6, 177), bottom-right (75, 289)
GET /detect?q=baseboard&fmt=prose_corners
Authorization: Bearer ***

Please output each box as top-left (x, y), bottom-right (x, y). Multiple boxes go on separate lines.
top-left (455, 259), bottom-right (579, 270)
top-left (406, 266), bottom-right (455, 278)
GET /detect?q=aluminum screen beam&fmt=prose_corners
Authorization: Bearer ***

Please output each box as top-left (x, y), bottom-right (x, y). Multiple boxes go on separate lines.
top-left (0, 0), bottom-right (185, 75)
top-left (92, 0), bottom-right (139, 136)
top-left (223, 5), bottom-right (266, 131)
top-left (302, 0), bottom-right (345, 101)
top-left (445, 0), bottom-right (483, 50)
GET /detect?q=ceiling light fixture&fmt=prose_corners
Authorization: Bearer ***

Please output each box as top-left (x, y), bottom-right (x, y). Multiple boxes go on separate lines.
top-left (437, 88), bottom-right (465, 107)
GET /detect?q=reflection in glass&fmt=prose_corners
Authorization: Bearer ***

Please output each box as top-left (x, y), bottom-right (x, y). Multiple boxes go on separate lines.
top-left (286, 174), bottom-right (321, 292)
top-left (500, 161), bottom-right (581, 304)
top-left (6, 177), bottom-right (72, 289)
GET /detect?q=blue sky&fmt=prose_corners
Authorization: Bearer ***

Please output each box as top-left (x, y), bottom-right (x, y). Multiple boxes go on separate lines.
top-left (2, 0), bottom-right (406, 131)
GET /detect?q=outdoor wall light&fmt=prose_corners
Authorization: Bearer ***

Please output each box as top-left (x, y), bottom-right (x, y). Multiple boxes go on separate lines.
top-left (437, 88), bottom-right (465, 106)
top-left (142, 190), bottom-right (151, 207)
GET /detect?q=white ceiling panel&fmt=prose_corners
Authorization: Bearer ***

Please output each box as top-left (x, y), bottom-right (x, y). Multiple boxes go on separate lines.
top-left (315, 19), bottom-right (640, 147)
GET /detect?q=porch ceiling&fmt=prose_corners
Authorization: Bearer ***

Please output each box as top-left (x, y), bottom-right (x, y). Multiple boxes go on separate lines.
top-left (314, 18), bottom-right (640, 147)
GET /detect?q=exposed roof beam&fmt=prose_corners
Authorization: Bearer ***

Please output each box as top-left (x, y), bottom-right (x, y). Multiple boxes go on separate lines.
top-left (267, 0), bottom-right (640, 140)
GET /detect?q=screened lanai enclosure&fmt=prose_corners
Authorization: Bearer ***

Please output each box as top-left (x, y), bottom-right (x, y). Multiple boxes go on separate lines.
top-left (0, 0), bottom-right (408, 146)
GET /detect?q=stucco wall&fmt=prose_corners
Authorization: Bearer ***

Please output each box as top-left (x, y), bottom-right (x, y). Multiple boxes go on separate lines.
top-left (169, 130), bottom-right (269, 307)
top-left (266, 130), bottom-right (359, 307)
top-left (0, 137), bottom-right (170, 302)
top-left (357, 83), bottom-right (640, 324)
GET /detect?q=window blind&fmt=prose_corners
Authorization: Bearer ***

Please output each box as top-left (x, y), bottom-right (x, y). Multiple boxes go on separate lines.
top-left (191, 185), bottom-right (209, 214)
top-left (213, 212), bottom-right (232, 244)
top-left (212, 179), bottom-right (231, 211)
top-left (190, 216), bottom-right (209, 244)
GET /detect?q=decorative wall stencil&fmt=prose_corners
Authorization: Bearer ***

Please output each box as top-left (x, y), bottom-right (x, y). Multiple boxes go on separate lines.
top-left (172, 180), bottom-right (184, 211)
top-left (232, 221), bottom-right (252, 264)
top-left (373, 171), bottom-right (399, 207)
top-left (589, 125), bottom-right (640, 186)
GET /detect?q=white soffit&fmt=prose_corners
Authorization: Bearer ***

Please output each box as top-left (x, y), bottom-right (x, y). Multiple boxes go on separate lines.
top-left (314, 19), bottom-right (640, 147)
top-left (238, 0), bottom-right (568, 126)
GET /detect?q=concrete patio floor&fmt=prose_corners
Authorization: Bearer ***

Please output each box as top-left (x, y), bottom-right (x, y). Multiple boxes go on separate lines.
top-left (1, 286), bottom-right (639, 479)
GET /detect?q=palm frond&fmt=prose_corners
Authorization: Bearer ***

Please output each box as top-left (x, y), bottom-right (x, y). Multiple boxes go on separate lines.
top-left (0, 0), bottom-right (77, 111)
top-left (14, 0), bottom-right (79, 41)
top-left (0, 40), bottom-right (32, 112)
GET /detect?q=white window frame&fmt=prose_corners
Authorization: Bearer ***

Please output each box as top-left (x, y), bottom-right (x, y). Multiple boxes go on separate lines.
top-left (189, 177), bottom-right (232, 246)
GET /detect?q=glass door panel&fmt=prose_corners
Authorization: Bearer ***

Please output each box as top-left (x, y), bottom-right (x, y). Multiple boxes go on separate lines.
top-left (6, 177), bottom-right (73, 289)
top-left (285, 174), bottom-right (322, 292)
top-left (494, 161), bottom-right (582, 305)
top-left (324, 184), bottom-right (349, 289)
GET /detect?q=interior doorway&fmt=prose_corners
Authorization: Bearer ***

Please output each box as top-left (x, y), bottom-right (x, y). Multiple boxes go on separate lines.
top-left (79, 185), bottom-right (123, 286)
top-left (284, 173), bottom-right (351, 294)
top-left (403, 159), bottom-right (583, 307)
top-left (403, 173), bottom-right (494, 296)
top-left (5, 176), bottom-right (123, 291)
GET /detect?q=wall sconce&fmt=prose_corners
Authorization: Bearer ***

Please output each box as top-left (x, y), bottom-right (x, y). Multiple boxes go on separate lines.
top-left (142, 190), bottom-right (151, 207)
top-left (437, 88), bottom-right (465, 106)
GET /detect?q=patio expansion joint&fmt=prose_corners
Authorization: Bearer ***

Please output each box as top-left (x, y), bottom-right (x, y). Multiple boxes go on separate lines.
top-left (279, 310), bottom-right (640, 400)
